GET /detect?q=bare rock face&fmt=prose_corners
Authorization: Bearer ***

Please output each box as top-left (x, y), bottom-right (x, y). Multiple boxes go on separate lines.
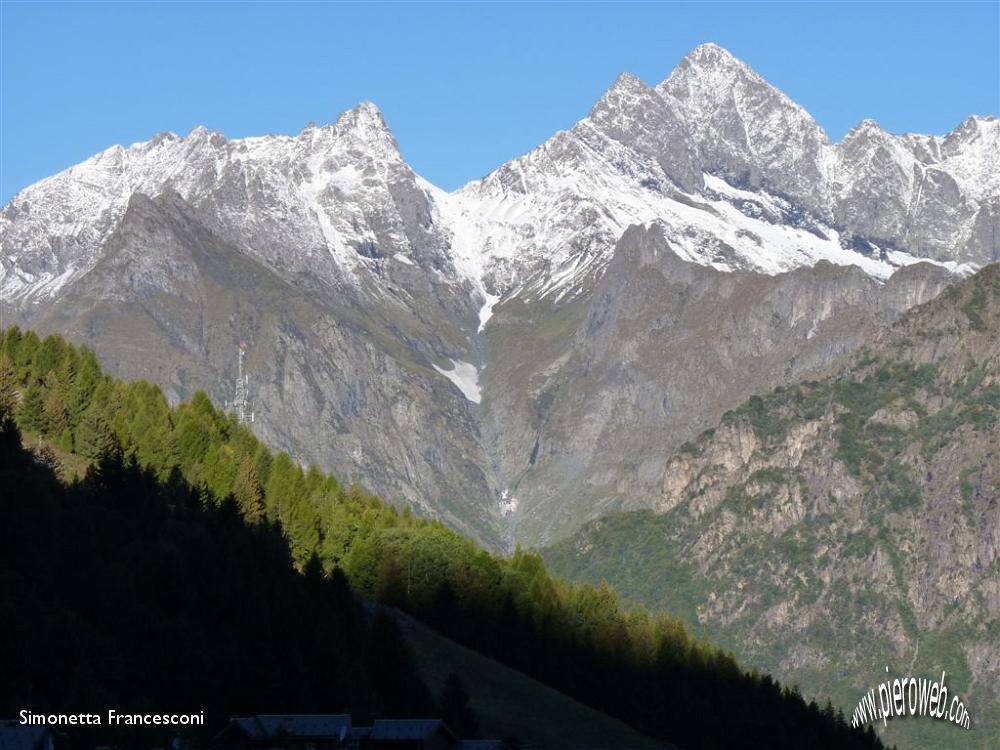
top-left (586, 72), bottom-right (703, 194)
top-left (657, 44), bottom-right (998, 266)
top-left (831, 118), bottom-right (993, 263)
top-left (659, 43), bottom-right (833, 209)
top-left (966, 197), bottom-right (1000, 264)
top-left (31, 189), bottom-right (503, 546)
top-left (482, 225), bottom-right (956, 546)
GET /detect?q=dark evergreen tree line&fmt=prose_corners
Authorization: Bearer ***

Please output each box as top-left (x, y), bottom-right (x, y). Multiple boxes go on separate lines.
top-left (0, 327), bottom-right (886, 750)
top-left (0, 420), bottom-right (434, 747)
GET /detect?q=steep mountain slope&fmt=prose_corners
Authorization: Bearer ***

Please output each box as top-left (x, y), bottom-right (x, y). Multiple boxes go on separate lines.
top-left (2, 102), bottom-right (474, 306)
top-left (0, 329), bottom-right (887, 750)
top-left (28, 189), bottom-right (501, 545)
top-left (482, 225), bottom-right (956, 545)
top-left (2, 44), bottom-right (995, 548)
top-left (391, 607), bottom-right (673, 750)
top-left (0, 420), bottom-right (438, 747)
top-left (545, 263), bottom-right (1000, 749)
top-left (0, 426), bottom-right (669, 750)
top-left (659, 43), bottom-right (998, 265)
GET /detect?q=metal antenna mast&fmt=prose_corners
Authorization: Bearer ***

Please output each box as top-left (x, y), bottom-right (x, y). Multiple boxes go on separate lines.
top-left (230, 340), bottom-right (255, 424)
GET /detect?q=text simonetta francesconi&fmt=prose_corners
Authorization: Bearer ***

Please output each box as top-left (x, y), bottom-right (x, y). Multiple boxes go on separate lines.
top-left (19, 711), bottom-right (205, 726)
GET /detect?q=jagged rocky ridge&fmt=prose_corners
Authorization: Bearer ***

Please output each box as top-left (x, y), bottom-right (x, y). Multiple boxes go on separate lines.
top-left (544, 263), bottom-right (1000, 749)
top-left (2, 43), bottom-right (997, 547)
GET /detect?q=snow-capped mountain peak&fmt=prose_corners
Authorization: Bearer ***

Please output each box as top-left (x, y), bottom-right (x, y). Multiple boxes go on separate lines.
top-left (0, 101), bottom-right (448, 305)
top-left (329, 100), bottom-right (402, 158)
top-left (442, 45), bottom-right (989, 300)
top-left (849, 118), bottom-right (883, 134)
top-left (660, 44), bottom-right (833, 206)
top-left (663, 41), bottom-right (816, 126)
top-left (671, 41), bottom-right (758, 82)
top-left (3, 44), bottom-right (996, 314)
top-left (593, 72), bottom-right (651, 104)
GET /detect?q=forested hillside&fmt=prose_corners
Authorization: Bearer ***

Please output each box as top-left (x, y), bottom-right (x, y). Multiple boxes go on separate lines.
top-left (0, 418), bottom-right (434, 749)
top-left (546, 264), bottom-right (1000, 750)
top-left (0, 327), bottom-right (885, 750)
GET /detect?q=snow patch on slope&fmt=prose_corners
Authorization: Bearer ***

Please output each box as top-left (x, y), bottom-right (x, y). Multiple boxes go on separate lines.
top-left (478, 290), bottom-right (500, 332)
top-left (451, 113), bottom-right (955, 298)
top-left (420, 176), bottom-right (504, 332)
top-left (498, 490), bottom-right (519, 517)
top-left (433, 359), bottom-right (482, 404)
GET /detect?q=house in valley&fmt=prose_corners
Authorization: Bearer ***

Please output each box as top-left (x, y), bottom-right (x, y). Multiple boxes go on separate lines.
top-left (0, 722), bottom-right (56, 750)
top-left (214, 716), bottom-right (506, 750)
top-left (215, 715), bottom-right (352, 748)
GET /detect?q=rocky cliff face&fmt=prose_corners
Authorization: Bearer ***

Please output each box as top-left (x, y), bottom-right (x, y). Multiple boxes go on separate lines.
top-left (657, 43), bottom-right (999, 265)
top-left (482, 225), bottom-right (956, 545)
top-left (545, 264), bottom-right (1000, 749)
top-left (31, 190), bottom-right (502, 545)
top-left (2, 44), bottom-right (996, 548)
top-left (660, 43), bottom-right (833, 207)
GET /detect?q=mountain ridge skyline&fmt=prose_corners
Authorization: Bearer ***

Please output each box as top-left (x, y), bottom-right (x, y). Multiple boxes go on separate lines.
top-left (3, 0), bottom-right (998, 202)
top-left (5, 41), bottom-right (995, 313)
top-left (5, 41), bottom-right (998, 208)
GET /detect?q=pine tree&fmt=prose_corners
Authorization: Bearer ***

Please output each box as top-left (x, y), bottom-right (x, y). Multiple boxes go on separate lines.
top-left (13, 329), bottom-right (40, 372)
top-left (0, 356), bottom-right (17, 420)
top-left (16, 383), bottom-right (46, 433)
top-left (286, 501), bottom-right (321, 568)
top-left (0, 326), bottom-right (23, 362)
top-left (233, 456), bottom-right (265, 524)
top-left (56, 350), bottom-right (78, 405)
top-left (68, 348), bottom-right (102, 425)
top-left (31, 334), bottom-right (66, 381)
top-left (76, 406), bottom-right (117, 460)
top-left (44, 388), bottom-right (70, 437)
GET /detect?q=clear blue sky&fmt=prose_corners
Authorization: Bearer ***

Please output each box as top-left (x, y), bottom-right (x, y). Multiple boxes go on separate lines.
top-left (2, 1), bottom-right (998, 203)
